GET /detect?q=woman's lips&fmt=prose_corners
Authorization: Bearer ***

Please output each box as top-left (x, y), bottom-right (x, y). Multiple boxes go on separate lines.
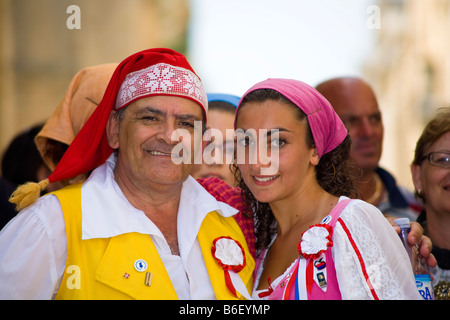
top-left (252, 175), bottom-right (279, 186)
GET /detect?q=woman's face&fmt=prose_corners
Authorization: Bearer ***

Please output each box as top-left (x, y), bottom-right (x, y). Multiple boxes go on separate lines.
top-left (190, 109), bottom-right (236, 186)
top-left (235, 100), bottom-right (319, 204)
top-left (411, 131), bottom-right (450, 215)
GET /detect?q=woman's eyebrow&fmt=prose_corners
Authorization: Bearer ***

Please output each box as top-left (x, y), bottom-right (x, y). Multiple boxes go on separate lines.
top-left (264, 128), bottom-right (289, 138)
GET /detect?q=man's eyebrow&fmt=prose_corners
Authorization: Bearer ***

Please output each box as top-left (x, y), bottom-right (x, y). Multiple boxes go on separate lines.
top-left (175, 113), bottom-right (201, 121)
top-left (372, 111), bottom-right (382, 117)
top-left (135, 107), bottom-right (165, 116)
top-left (135, 106), bottom-right (201, 121)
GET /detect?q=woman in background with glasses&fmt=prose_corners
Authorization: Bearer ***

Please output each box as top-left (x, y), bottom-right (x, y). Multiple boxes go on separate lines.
top-left (411, 107), bottom-right (450, 300)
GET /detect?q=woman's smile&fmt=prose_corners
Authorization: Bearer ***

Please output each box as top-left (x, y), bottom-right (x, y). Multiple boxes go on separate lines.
top-left (252, 174), bottom-right (280, 186)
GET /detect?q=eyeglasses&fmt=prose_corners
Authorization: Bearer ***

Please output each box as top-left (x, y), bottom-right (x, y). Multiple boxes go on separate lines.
top-left (420, 152), bottom-right (450, 168)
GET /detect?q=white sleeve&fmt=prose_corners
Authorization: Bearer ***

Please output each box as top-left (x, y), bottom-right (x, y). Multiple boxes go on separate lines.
top-left (332, 199), bottom-right (422, 300)
top-left (0, 194), bottom-right (67, 299)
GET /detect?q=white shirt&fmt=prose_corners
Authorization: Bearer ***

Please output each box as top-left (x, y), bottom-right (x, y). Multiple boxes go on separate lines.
top-left (0, 155), bottom-right (238, 300)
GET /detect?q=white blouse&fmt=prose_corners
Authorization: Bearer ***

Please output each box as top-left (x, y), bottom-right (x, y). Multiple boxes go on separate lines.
top-left (252, 197), bottom-right (422, 300)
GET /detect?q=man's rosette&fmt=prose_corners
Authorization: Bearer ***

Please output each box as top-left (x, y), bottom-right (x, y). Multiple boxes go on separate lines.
top-left (212, 236), bottom-right (251, 299)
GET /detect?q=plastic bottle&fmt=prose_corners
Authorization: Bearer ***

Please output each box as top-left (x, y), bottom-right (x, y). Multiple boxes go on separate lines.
top-left (394, 217), bottom-right (434, 300)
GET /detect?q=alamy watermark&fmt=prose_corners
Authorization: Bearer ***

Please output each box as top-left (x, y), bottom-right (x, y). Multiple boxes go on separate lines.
top-left (66, 5), bottom-right (81, 30)
top-left (65, 4), bottom-right (381, 31)
top-left (366, 4), bottom-right (381, 30)
top-left (170, 121), bottom-right (280, 175)
top-left (65, 265), bottom-right (81, 289)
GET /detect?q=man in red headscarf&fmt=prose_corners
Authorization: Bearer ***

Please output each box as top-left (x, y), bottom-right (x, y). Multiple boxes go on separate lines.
top-left (0, 48), bottom-right (254, 300)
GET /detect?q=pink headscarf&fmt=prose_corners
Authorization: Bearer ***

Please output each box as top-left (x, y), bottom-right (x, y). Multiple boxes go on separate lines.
top-left (236, 78), bottom-right (348, 158)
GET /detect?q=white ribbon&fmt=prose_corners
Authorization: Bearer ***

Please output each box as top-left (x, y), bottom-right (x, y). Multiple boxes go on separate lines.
top-left (228, 270), bottom-right (252, 300)
top-left (297, 257), bottom-right (308, 299)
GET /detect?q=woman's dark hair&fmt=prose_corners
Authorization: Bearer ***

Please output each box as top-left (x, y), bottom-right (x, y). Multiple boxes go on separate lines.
top-left (1, 123), bottom-right (46, 186)
top-left (232, 89), bottom-right (358, 251)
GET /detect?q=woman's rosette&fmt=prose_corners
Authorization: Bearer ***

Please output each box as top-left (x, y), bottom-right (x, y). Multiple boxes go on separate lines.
top-left (297, 224), bottom-right (333, 260)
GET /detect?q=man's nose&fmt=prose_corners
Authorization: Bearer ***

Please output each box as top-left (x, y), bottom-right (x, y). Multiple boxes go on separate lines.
top-left (157, 121), bottom-right (178, 144)
top-left (358, 117), bottom-right (374, 136)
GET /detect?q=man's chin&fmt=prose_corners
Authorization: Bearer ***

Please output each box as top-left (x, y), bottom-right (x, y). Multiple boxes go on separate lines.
top-left (145, 165), bottom-right (192, 184)
top-left (353, 157), bottom-right (380, 172)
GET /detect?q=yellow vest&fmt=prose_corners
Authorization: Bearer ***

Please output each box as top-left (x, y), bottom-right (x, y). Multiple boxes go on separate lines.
top-left (53, 183), bottom-right (254, 300)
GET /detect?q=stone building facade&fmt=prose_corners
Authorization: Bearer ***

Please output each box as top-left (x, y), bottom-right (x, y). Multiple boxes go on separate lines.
top-left (364, 0), bottom-right (450, 190)
top-left (0, 0), bottom-right (189, 165)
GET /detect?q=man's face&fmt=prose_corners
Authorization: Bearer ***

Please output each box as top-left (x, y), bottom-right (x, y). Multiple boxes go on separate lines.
top-left (331, 82), bottom-right (384, 173)
top-left (107, 95), bottom-right (204, 188)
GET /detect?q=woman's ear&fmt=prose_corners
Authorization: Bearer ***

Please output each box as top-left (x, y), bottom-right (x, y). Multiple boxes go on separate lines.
top-left (410, 164), bottom-right (422, 193)
top-left (106, 111), bottom-right (120, 149)
top-left (310, 148), bottom-right (320, 166)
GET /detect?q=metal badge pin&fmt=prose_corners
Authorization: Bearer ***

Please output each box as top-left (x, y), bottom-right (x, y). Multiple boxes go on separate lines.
top-left (144, 272), bottom-right (153, 286)
top-left (134, 259), bottom-right (148, 272)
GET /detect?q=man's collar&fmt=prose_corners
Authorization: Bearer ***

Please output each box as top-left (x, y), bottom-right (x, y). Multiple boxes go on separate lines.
top-left (81, 155), bottom-right (238, 240)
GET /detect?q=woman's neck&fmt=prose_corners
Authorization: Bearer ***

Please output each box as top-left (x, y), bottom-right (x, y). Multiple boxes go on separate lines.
top-left (425, 207), bottom-right (450, 250)
top-left (269, 181), bottom-right (338, 237)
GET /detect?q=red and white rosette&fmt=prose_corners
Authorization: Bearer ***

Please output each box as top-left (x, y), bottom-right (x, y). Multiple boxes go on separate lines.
top-left (297, 224), bottom-right (333, 260)
top-left (212, 236), bottom-right (252, 300)
top-left (295, 224), bottom-right (334, 294)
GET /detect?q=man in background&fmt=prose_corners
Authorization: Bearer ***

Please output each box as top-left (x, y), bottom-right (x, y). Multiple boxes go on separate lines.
top-left (316, 77), bottom-right (421, 219)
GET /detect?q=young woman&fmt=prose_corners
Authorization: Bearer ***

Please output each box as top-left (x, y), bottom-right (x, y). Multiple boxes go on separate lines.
top-left (232, 78), bottom-right (421, 299)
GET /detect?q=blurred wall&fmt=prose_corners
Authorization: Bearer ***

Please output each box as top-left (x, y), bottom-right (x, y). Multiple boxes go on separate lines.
top-left (364, 0), bottom-right (450, 190)
top-left (0, 0), bottom-right (189, 165)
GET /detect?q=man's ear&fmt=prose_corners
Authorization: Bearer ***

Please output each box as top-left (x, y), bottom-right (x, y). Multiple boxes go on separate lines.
top-left (106, 111), bottom-right (119, 149)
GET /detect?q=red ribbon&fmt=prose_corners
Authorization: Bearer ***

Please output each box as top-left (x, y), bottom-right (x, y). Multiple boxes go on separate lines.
top-left (283, 262), bottom-right (299, 300)
top-left (283, 258), bottom-right (314, 299)
top-left (306, 259), bottom-right (314, 293)
top-left (224, 270), bottom-right (237, 297)
top-left (258, 276), bottom-right (274, 298)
